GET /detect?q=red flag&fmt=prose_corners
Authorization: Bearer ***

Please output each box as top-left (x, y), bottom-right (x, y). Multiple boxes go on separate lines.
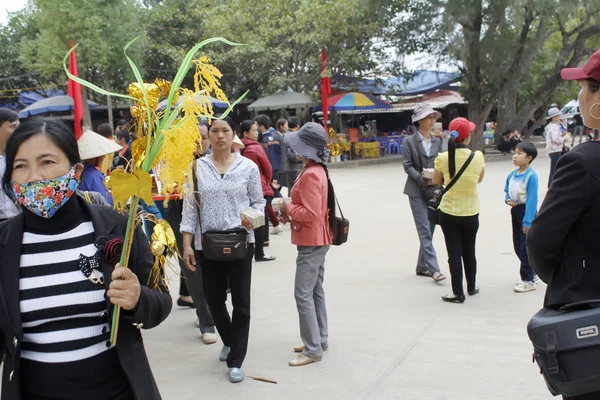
top-left (68, 40), bottom-right (83, 139)
top-left (321, 49), bottom-right (331, 128)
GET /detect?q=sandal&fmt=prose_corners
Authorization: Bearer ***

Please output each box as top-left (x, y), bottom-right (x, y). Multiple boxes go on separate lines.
top-left (432, 272), bottom-right (447, 282)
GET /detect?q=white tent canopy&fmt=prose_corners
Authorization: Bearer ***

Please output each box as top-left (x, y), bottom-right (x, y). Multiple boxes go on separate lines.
top-left (248, 92), bottom-right (314, 111)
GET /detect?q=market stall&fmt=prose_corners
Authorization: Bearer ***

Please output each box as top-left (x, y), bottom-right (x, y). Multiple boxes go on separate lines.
top-left (321, 92), bottom-right (397, 161)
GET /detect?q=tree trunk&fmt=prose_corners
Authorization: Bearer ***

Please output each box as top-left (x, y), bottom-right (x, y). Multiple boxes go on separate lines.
top-left (466, 89), bottom-right (494, 151)
top-left (79, 69), bottom-right (92, 129)
top-left (508, 72), bottom-right (564, 139)
top-left (105, 77), bottom-right (114, 129)
top-left (495, 83), bottom-right (519, 143)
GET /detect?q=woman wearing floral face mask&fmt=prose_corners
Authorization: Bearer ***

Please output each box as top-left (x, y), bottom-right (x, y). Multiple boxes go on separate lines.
top-left (0, 119), bottom-right (171, 400)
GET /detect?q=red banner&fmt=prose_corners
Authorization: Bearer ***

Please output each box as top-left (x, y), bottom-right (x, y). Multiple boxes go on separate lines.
top-left (321, 49), bottom-right (331, 127)
top-left (68, 40), bottom-right (83, 139)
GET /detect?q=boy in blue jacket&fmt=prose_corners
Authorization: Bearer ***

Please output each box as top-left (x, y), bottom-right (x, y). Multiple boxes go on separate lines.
top-left (505, 142), bottom-right (539, 293)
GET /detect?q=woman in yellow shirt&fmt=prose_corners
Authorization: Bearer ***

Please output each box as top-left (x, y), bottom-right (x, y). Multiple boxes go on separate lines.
top-left (433, 118), bottom-right (486, 303)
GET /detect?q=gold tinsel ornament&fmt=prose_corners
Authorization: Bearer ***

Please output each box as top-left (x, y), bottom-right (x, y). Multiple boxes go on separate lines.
top-left (64, 36), bottom-right (248, 346)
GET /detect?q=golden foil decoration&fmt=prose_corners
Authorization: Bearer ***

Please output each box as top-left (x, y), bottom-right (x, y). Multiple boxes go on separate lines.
top-left (149, 219), bottom-right (180, 291)
top-left (110, 169), bottom-right (154, 211)
top-left (327, 128), bottom-right (344, 157)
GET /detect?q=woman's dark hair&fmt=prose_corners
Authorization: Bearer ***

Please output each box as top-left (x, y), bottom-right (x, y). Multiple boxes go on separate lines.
top-left (115, 130), bottom-right (131, 142)
top-left (276, 118), bottom-right (288, 131)
top-left (413, 121), bottom-right (420, 129)
top-left (3, 119), bottom-right (81, 200)
top-left (588, 78), bottom-right (600, 94)
top-left (239, 120), bottom-right (255, 138)
top-left (448, 135), bottom-right (470, 179)
top-left (115, 119), bottom-right (129, 128)
top-left (97, 122), bottom-right (113, 139)
top-left (502, 129), bottom-right (512, 137)
top-left (0, 109), bottom-right (19, 125)
top-left (210, 117), bottom-right (238, 135)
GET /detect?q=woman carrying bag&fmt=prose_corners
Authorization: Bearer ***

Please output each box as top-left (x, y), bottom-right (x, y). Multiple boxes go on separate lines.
top-left (401, 104), bottom-right (446, 282)
top-left (280, 122), bottom-right (334, 367)
top-left (433, 117), bottom-right (486, 303)
top-left (181, 118), bottom-right (265, 384)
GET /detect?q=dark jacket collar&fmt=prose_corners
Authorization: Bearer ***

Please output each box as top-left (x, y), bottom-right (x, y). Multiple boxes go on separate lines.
top-left (0, 197), bottom-right (120, 332)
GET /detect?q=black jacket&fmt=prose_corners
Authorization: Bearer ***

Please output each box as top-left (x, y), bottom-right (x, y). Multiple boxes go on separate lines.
top-left (527, 141), bottom-right (600, 308)
top-left (0, 199), bottom-right (172, 400)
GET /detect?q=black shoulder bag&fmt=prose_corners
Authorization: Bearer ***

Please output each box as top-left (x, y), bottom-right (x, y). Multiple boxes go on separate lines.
top-left (427, 151), bottom-right (475, 225)
top-left (528, 299), bottom-right (600, 397)
top-left (192, 162), bottom-right (249, 262)
top-left (323, 166), bottom-right (349, 246)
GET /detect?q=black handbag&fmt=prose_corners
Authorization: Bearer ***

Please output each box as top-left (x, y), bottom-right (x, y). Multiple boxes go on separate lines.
top-left (528, 300), bottom-right (600, 397)
top-left (192, 163), bottom-right (249, 262)
top-left (427, 152), bottom-right (475, 225)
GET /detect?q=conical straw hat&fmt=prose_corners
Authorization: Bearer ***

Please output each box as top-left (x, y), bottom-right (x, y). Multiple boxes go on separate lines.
top-left (78, 129), bottom-right (122, 160)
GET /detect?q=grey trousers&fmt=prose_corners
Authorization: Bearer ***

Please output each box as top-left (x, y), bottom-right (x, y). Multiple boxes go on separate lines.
top-left (295, 245), bottom-right (330, 359)
top-left (161, 199), bottom-right (215, 334)
top-left (181, 262), bottom-right (215, 334)
top-left (408, 195), bottom-right (440, 274)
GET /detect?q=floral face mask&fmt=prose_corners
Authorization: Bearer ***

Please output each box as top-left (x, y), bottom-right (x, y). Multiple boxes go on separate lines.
top-left (13, 167), bottom-right (81, 218)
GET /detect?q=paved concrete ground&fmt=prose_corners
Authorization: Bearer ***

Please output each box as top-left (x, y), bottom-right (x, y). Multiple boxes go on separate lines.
top-left (145, 151), bottom-right (556, 400)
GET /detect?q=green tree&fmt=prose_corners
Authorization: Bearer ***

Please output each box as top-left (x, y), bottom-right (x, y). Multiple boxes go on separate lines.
top-left (144, 0), bottom-right (391, 101)
top-left (19, 0), bottom-right (144, 127)
top-left (385, 0), bottom-right (600, 150)
top-left (0, 8), bottom-right (46, 106)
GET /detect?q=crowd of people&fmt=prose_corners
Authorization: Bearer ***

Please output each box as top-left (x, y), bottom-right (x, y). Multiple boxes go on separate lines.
top-left (0, 47), bottom-right (599, 399)
top-left (0, 106), bottom-right (337, 397)
top-left (401, 50), bottom-right (600, 400)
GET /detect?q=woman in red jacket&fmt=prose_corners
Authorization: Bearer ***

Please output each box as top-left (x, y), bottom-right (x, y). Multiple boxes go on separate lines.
top-left (281, 122), bottom-right (333, 367)
top-left (240, 120), bottom-right (277, 262)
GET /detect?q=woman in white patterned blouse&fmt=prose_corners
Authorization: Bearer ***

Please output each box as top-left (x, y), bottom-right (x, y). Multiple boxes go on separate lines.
top-left (181, 118), bottom-right (265, 384)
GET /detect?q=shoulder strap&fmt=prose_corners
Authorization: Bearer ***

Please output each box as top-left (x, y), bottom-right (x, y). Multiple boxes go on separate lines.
top-left (191, 161), bottom-right (203, 233)
top-left (322, 165), bottom-right (345, 219)
top-left (440, 151), bottom-right (476, 196)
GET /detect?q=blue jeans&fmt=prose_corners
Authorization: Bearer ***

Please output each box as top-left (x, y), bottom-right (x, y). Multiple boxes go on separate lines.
top-left (548, 152), bottom-right (561, 187)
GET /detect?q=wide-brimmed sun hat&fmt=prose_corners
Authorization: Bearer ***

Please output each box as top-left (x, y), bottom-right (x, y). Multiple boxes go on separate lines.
top-left (546, 107), bottom-right (563, 120)
top-left (283, 122), bottom-right (329, 164)
top-left (561, 49), bottom-right (600, 82)
top-left (78, 129), bottom-right (122, 160)
top-left (412, 103), bottom-right (442, 123)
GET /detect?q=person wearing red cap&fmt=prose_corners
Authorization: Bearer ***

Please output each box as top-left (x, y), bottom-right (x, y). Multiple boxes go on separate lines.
top-left (432, 117), bottom-right (486, 303)
top-left (527, 50), bottom-right (600, 399)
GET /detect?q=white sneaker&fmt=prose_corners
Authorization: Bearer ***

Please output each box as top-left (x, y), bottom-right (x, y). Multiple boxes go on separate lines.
top-left (514, 281), bottom-right (536, 293)
top-left (202, 332), bottom-right (218, 345)
top-left (271, 225), bottom-right (283, 235)
top-left (533, 274), bottom-right (541, 283)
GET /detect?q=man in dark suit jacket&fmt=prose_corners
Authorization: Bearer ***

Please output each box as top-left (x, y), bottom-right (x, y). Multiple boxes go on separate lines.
top-left (402, 104), bottom-right (446, 281)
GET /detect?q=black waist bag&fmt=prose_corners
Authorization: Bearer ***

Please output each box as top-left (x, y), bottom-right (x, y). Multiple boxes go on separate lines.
top-left (527, 300), bottom-right (600, 397)
top-left (202, 229), bottom-right (249, 262)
